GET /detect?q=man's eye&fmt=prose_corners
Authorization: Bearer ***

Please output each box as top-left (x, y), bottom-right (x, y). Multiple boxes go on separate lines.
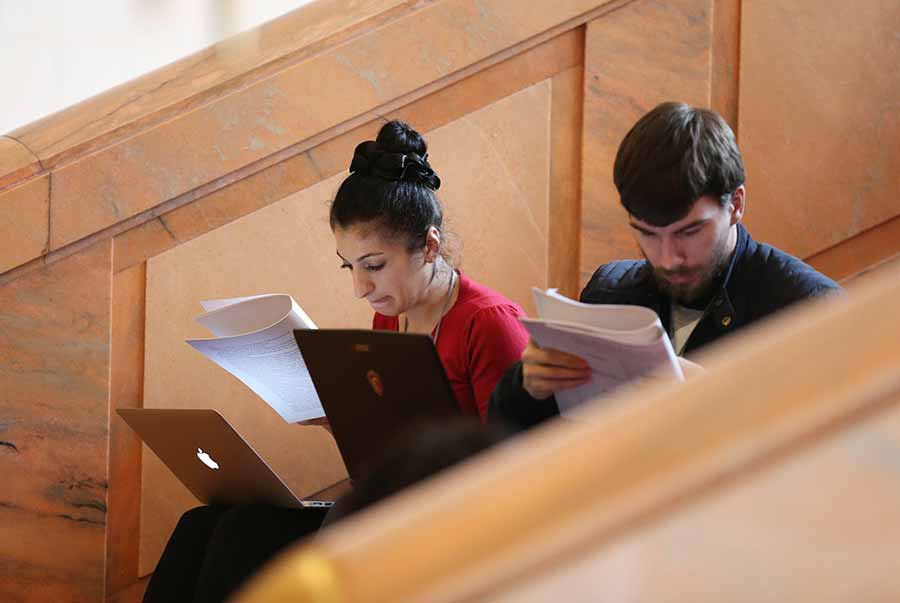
top-left (366, 263), bottom-right (385, 272)
top-left (679, 227), bottom-right (702, 237)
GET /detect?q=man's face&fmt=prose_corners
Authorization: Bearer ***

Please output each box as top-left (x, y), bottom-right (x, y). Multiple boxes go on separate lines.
top-left (629, 189), bottom-right (744, 305)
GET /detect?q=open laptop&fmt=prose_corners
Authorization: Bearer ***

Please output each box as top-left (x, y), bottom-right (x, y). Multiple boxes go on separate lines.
top-left (121, 331), bottom-right (457, 504)
top-left (117, 408), bottom-right (338, 508)
top-left (292, 329), bottom-right (462, 481)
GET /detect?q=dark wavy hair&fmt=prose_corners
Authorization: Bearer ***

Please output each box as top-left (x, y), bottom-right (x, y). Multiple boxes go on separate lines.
top-left (613, 102), bottom-right (745, 226)
top-left (330, 120), bottom-right (444, 252)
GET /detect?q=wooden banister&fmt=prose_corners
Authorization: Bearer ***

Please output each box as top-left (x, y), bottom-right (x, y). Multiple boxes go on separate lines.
top-left (0, 0), bottom-right (623, 280)
top-left (5, 0), bottom-right (413, 170)
top-left (235, 262), bottom-right (900, 602)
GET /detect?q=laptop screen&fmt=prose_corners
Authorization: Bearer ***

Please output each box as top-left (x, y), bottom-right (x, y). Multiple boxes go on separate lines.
top-left (293, 330), bottom-right (461, 480)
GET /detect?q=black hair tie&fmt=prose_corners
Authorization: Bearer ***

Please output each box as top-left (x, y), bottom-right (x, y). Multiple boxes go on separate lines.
top-left (349, 141), bottom-right (441, 190)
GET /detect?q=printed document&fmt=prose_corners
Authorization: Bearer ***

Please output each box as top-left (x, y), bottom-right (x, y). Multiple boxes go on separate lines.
top-left (521, 288), bottom-right (683, 416)
top-left (186, 294), bottom-right (324, 422)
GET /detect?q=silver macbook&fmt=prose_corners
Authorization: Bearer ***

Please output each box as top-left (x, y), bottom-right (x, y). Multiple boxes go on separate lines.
top-left (118, 408), bottom-right (339, 508)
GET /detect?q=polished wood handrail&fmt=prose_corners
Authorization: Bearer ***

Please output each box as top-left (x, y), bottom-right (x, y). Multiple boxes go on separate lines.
top-left (234, 261), bottom-right (900, 602)
top-left (3, 0), bottom-right (413, 172)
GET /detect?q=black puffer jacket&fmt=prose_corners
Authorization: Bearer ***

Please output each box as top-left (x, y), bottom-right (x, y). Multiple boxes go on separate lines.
top-left (488, 224), bottom-right (840, 430)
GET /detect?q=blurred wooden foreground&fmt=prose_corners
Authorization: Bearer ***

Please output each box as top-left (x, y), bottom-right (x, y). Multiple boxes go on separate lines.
top-left (237, 260), bottom-right (900, 602)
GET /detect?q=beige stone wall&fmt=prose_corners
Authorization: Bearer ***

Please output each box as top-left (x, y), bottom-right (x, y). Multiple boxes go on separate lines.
top-left (1, 242), bottom-right (111, 601)
top-left (739, 0), bottom-right (900, 259)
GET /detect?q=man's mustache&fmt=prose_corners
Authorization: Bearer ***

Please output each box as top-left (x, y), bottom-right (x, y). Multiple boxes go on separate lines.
top-left (656, 267), bottom-right (699, 279)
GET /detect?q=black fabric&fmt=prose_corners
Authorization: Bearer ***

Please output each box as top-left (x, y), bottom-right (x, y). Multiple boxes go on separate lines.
top-left (143, 506), bottom-right (230, 603)
top-left (143, 505), bottom-right (328, 603)
top-left (349, 140), bottom-right (441, 190)
top-left (488, 224), bottom-right (840, 430)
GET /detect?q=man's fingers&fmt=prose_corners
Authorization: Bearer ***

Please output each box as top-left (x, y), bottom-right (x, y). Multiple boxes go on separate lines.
top-left (523, 345), bottom-right (590, 370)
top-left (524, 363), bottom-right (592, 381)
top-left (521, 339), bottom-right (592, 400)
top-left (523, 375), bottom-right (591, 399)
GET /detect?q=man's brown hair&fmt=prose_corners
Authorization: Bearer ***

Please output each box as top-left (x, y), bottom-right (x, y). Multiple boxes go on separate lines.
top-left (613, 102), bottom-right (745, 226)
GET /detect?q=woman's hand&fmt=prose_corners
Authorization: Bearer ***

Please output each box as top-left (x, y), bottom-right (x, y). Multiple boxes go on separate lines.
top-left (521, 339), bottom-right (592, 400)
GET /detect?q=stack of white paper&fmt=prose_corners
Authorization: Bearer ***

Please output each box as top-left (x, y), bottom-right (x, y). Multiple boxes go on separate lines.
top-left (521, 288), bottom-right (683, 416)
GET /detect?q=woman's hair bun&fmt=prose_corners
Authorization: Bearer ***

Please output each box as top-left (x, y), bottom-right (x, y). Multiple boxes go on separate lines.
top-left (375, 120), bottom-right (428, 157)
top-left (347, 120), bottom-right (441, 190)
top-left (331, 119), bottom-right (445, 250)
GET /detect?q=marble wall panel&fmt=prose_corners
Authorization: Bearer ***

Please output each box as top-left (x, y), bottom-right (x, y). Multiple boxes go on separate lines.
top-left (140, 80), bottom-right (552, 572)
top-left (0, 136), bottom-right (41, 190)
top-left (111, 152), bottom-right (324, 274)
top-left (48, 0), bottom-right (602, 251)
top-left (0, 176), bottom-right (49, 274)
top-left (710, 0), bottom-right (740, 131)
top-left (111, 30), bottom-right (580, 276)
top-left (430, 81), bottom-right (551, 306)
top-left (491, 396), bottom-right (900, 602)
top-left (580, 0), bottom-right (712, 283)
top-left (106, 263), bottom-right (147, 594)
top-left (0, 241), bottom-right (111, 602)
top-left (739, 0), bottom-right (900, 260)
top-left (808, 215), bottom-right (900, 283)
top-left (549, 66), bottom-right (584, 299)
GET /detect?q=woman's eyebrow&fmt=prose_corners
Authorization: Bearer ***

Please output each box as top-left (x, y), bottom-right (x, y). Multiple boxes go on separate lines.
top-left (356, 252), bottom-right (384, 262)
top-left (335, 251), bottom-right (385, 262)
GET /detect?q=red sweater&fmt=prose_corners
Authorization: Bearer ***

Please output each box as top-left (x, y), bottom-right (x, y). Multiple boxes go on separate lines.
top-left (372, 272), bottom-right (529, 421)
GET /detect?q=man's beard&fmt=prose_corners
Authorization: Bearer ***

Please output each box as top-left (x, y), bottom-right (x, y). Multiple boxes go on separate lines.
top-left (647, 231), bottom-right (733, 307)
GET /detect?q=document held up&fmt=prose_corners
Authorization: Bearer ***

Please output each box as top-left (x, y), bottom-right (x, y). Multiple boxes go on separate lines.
top-left (185, 294), bottom-right (325, 423)
top-left (521, 288), bottom-right (683, 416)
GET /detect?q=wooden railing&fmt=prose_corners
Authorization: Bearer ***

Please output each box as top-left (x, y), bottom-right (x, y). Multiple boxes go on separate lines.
top-left (234, 260), bottom-right (900, 603)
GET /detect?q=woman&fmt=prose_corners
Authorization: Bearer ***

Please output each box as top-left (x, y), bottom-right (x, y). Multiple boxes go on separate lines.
top-left (331, 119), bottom-right (529, 420)
top-left (143, 121), bottom-right (528, 603)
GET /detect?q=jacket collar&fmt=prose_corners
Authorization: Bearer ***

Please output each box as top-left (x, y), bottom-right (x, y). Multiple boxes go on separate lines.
top-left (656, 223), bottom-right (751, 338)
top-left (720, 222), bottom-right (750, 290)
top-left (705, 223), bottom-right (751, 332)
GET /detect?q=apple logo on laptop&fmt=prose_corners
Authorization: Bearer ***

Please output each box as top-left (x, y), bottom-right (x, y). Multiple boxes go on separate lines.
top-left (196, 448), bottom-right (220, 470)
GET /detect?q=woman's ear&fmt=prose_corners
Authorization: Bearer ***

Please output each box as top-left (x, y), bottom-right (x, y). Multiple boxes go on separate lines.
top-left (423, 226), bottom-right (442, 263)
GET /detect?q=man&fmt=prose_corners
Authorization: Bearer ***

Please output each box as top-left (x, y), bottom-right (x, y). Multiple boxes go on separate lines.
top-left (489, 101), bottom-right (839, 429)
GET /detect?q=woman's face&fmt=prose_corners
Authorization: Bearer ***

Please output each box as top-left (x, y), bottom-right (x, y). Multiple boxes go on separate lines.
top-left (334, 224), bottom-right (432, 316)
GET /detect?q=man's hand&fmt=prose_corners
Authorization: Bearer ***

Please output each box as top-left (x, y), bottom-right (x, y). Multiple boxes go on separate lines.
top-left (521, 339), bottom-right (592, 400)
